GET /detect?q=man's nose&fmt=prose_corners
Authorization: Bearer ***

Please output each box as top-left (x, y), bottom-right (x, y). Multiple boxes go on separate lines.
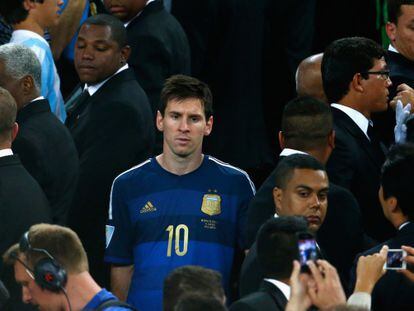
top-left (22, 287), bottom-right (32, 304)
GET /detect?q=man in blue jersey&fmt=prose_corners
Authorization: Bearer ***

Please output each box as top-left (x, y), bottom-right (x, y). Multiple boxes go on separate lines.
top-left (3, 224), bottom-right (135, 310)
top-left (105, 74), bottom-right (255, 311)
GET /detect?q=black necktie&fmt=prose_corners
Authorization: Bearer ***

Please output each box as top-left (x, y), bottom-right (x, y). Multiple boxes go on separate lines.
top-left (69, 89), bottom-right (90, 119)
top-left (367, 124), bottom-right (376, 142)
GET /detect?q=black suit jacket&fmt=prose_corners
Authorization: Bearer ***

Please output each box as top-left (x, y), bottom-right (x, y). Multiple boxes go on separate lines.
top-left (126, 0), bottom-right (190, 117)
top-left (12, 99), bottom-right (79, 225)
top-left (244, 154), bottom-right (370, 294)
top-left (327, 107), bottom-right (394, 242)
top-left (0, 154), bottom-right (51, 311)
top-left (350, 222), bottom-right (414, 311)
top-left (65, 68), bottom-right (155, 286)
top-left (230, 280), bottom-right (287, 311)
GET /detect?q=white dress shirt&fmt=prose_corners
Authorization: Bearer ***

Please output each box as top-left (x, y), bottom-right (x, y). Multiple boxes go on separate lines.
top-left (331, 103), bottom-right (372, 140)
top-left (262, 278), bottom-right (291, 301)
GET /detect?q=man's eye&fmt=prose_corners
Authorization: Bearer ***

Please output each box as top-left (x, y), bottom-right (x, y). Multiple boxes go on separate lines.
top-left (298, 191), bottom-right (309, 197)
top-left (96, 46), bottom-right (107, 52)
top-left (191, 117), bottom-right (200, 122)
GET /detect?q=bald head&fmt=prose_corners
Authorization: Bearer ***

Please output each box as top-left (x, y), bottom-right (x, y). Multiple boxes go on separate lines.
top-left (295, 53), bottom-right (327, 103)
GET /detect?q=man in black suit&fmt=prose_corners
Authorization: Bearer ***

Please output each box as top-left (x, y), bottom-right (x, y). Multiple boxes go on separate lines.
top-left (103, 0), bottom-right (190, 125)
top-left (65, 14), bottom-right (155, 286)
top-left (322, 37), bottom-right (394, 242)
top-left (241, 154), bottom-right (332, 298)
top-left (245, 97), bottom-right (368, 296)
top-left (0, 87), bottom-right (51, 311)
top-left (0, 43), bottom-right (79, 225)
top-left (350, 143), bottom-right (414, 310)
top-left (231, 217), bottom-right (308, 311)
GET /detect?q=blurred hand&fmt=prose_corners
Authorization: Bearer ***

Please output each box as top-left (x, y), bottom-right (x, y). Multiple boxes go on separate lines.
top-left (354, 245), bottom-right (388, 294)
top-left (307, 260), bottom-right (346, 310)
top-left (394, 100), bottom-right (412, 143)
top-left (285, 260), bottom-right (312, 311)
top-left (399, 245), bottom-right (414, 282)
top-left (390, 83), bottom-right (414, 111)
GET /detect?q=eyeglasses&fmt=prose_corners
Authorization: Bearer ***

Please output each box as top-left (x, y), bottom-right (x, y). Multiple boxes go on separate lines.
top-left (361, 70), bottom-right (391, 80)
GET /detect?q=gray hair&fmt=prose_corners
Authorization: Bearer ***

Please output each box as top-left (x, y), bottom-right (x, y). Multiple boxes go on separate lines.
top-left (0, 43), bottom-right (41, 91)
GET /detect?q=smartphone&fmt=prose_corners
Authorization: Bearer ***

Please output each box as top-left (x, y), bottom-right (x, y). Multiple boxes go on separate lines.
top-left (384, 249), bottom-right (407, 270)
top-left (297, 232), bottom-right (319, 273)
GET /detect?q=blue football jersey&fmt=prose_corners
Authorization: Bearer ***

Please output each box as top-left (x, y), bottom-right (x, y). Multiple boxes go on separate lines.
top-left (105, 156), bottom-right (255, 311)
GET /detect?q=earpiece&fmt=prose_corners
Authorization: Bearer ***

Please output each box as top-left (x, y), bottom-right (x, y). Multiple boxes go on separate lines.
top-left (19, 232), bottom-right (67, 292)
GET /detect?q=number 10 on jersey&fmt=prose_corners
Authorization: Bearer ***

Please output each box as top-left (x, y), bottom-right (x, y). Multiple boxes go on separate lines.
top-left (166, 224), bottom-right (189, 257)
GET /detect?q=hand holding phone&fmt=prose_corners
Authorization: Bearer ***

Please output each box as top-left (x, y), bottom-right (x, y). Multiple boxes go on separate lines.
top-left (384, 249), bottom-right (407, 270)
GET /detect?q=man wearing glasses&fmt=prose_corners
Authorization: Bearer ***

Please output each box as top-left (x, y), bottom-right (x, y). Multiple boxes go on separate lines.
top-left (322, 37), bottom-right (394, 242)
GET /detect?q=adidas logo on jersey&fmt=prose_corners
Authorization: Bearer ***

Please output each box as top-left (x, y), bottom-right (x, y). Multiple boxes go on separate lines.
top-left (140, 201), bottom-right (157, 214)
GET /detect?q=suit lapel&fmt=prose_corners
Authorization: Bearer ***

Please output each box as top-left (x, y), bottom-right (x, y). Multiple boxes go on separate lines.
top-left (261, 280), bottom-right (288, 310)
top-left (332, 107), bottom-right (384, 168)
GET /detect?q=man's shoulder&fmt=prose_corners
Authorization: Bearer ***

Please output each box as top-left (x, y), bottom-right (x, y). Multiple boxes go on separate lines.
top-left (206, 156), bottom-right (250, 177)
top-left (113, 158), bottom-right (153, 185)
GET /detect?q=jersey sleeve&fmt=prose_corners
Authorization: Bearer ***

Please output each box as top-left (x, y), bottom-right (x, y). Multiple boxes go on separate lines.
top-left (236, 173), bottom-right (256, 250)
top-left (104, 177), bottom-right (134, 265)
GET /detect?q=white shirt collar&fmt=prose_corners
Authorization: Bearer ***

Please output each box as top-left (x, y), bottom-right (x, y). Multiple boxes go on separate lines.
top-left (85, 64), bottom-right (129, 96)
top-left (388, 44), bottom-right (399, 54)
top-left (0, 149), bottom-right (13, 158)
top-left (263, 279), bottom-right (291, 300)
top-left (124, 0), bottom-right (156, 27)
top-left (11, 30), bottom-right (48, 45)
top-left (331, 103), bottom-right (372, 139)
top-left (31, 96), bottom-right (45, 102)
top-left (398, 221), bottom-right (410, 231)
top-left (279, 148), bottom-right (307, 157)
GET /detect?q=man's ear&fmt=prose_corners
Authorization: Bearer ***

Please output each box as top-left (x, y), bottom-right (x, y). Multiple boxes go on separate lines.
top-left (386, 196), bottom-right (399, 214)
top-left (351, 73), bottom-right (364, 93)
top-left (11, 122), bottom-right (19, 142)
top-left (386, 22), bottom-right (397, 43)
top-left (21, 75), bottom-right (35, 95)
top-left (278, 131), bottom-right (285, 149)
top-left (155, 110), bottom-right (164, 132)
top-left (120, 45), bottom-right (131, 64)
top-left (273, 187), bottom-right (283, 215)
top-left (204, 116), bottom-right (213, 136)
top-left (23, 0), bottom-right (36, 10)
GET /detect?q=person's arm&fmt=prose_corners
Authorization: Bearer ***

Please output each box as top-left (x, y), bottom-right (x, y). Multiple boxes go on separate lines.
top-left (49, 0), bottom-right (87, 60)
top-left (285, 260), bottom-right (312, 311)
top-left (307, 260), bottom-right (347, 310)
top-left (111, 265), bottom-right (134, 301)
top-left (353, 245), bottom-right (388, 294)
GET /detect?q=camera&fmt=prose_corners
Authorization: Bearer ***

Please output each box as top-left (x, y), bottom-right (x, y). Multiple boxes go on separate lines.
top-left (297, 232), bottom-right (319, 273)
top-left (384, 249), bottom-right (407, 270)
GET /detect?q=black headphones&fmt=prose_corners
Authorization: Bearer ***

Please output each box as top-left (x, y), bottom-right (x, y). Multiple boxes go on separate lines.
top-left (17, 231), bottom-right (67, 292)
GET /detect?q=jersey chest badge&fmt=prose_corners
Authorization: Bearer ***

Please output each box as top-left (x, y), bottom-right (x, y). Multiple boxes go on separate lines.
top-left (201, 194), bottom-right (221, 216)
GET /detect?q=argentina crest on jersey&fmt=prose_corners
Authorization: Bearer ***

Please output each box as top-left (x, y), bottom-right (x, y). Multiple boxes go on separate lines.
top-left (201, 193), bottom-right (221, 216)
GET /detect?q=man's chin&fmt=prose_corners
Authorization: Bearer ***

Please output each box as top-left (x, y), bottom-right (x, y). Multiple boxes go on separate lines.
top-left (308, 224), bottom-right (320, 234)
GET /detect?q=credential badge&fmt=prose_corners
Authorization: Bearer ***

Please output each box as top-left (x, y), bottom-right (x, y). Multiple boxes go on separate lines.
top-left (201, 194), bottom-right (221, 216)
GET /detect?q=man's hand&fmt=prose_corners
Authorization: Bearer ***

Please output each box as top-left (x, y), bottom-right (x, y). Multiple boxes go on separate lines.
top-left (399, 245), bottom-right (414, 282)
top-left (307, 260), bottom-right (346, 310)
top-left (285, 260), bottom-right (312, 311)
top-left (390, 83), bottom-right (414, 111)
top-left (354, 245), bottom-right (388, 294)
top-left (395, 100), bottom-right (412, 144)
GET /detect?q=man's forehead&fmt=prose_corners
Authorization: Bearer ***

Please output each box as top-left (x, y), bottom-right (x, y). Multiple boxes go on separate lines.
top-left (289, 168), bottom-right (328, 186)
top-left (78, 24), bottom-right (114, 41)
